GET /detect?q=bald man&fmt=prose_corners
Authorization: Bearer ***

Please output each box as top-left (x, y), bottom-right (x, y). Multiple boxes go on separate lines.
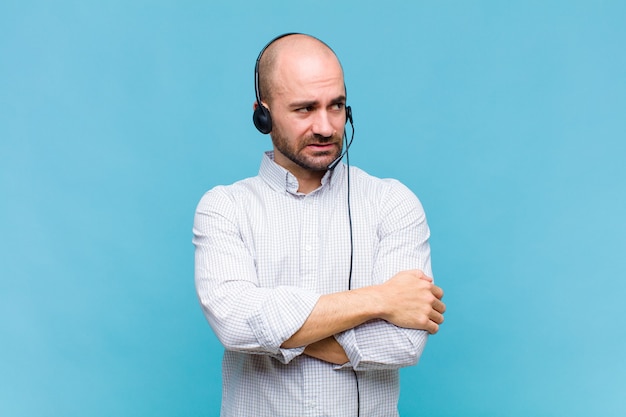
top-left (194, 34), bottom-right (445, 417)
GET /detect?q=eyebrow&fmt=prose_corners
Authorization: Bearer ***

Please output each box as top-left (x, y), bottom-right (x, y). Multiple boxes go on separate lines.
top-left (289, 95), bottom-right (346, 109)
top-left (330, 95), bottom-right (347, 104)
top-left (289, 100), bottom-right (318, 109)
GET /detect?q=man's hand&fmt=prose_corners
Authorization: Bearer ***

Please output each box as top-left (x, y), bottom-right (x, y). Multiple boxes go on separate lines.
top-left (304, 336), bottom-right (349, 365)
top-left (377, 270), bottom-right (445, 334)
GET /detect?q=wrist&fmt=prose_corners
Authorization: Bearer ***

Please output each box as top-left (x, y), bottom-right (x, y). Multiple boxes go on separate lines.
top-left (351, 284), bottom-right (387, 321)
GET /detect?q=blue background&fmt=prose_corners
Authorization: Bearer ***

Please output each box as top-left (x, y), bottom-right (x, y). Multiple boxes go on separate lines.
top-left (2, 1), bottom-right (625, 416)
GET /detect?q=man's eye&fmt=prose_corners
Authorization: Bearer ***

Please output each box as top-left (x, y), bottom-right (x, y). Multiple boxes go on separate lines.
top-left (298, 106), bottom-right (314, 113)
top-left (332, 103), bottom-right (345, 110)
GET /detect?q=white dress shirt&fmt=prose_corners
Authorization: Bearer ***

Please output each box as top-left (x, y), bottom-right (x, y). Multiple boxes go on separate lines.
top-left (193, 151), bottom-right (433, 417)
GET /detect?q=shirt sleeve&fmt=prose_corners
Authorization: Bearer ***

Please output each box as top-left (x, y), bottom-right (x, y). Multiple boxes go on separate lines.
top-left (334, 179), bottom-right (433, 371)
top-left (193, 187), bottom-right (320, 364)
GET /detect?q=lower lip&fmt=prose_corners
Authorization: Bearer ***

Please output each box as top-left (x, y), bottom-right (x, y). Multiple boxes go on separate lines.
top-left (307, 143), bottom-right (335, 150)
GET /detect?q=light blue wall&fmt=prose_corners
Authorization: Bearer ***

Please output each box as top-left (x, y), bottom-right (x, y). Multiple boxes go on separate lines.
top-left (1, 1), bottom-right (625, 416)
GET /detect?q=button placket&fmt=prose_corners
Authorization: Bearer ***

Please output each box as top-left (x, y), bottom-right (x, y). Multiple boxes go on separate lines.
top-left (299, 196), bottom-right (318, 291)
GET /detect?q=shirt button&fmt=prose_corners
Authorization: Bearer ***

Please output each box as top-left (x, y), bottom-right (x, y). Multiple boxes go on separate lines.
top-left (304, 244), bottom-right (312, 252)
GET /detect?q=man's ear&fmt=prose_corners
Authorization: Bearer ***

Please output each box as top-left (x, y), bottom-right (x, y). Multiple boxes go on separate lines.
top-left (254, 100), bottom-right (270, 110)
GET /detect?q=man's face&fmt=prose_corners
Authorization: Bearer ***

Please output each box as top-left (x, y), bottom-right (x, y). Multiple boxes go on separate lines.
top-left (266, 51), bottom-right (347, 175)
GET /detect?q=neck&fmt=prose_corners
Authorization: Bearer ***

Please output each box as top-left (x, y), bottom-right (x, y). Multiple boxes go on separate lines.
top-left (296, 174), bottom-right (325, 194)
top-left (287, 166), bottom-right (325, 194)
top-left (272, 152), bottom-right (327, 194)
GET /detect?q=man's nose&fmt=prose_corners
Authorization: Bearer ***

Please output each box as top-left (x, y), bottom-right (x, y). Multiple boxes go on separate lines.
top-left (311, 110), bottom-right (334, 138)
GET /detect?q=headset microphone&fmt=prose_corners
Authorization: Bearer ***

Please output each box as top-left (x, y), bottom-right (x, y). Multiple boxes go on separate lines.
top-left (327, 106), bottom-right (354, 170)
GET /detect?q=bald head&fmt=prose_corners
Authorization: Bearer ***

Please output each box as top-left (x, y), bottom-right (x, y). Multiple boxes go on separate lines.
top-left (257, 34), bottom-right (344, 106)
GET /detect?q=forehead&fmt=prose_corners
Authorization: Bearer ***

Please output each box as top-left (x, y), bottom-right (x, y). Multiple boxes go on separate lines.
top-left (271, 45), bottom-right (345, 102)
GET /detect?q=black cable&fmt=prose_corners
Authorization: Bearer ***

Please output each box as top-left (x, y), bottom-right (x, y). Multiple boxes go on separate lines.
top-left (346, 136), bottom-right (354, 292)
top-left (343, 122), bottom-right (359, 417)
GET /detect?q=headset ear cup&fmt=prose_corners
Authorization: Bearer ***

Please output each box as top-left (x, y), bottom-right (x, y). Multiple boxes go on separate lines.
top-left (345, 106), bottom-right (353, 125)
top-left (253, 105), bottom-right (272, 134)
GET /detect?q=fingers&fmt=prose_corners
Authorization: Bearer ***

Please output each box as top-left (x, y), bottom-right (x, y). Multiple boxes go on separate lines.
top-left (431, 284), bottom-right (444, 300)
top-left (427, 287), bottom-right (446, 334)
top-left (427, 322), bottom-right (440, 335)
top-left (423, 318), bottom-right (441, 335)
top-left (426, 312), bottom-right (444, 334)
top-left (429, 309), bottom-right (444, 325)
top-left (433, 298), bottom-right (446, 314)
top-left (418, 274), bottom-right (433, 283)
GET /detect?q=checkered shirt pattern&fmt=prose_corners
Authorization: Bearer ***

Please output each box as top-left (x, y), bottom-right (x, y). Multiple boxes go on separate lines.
top-left (193, 152), bottom-right (433, 417)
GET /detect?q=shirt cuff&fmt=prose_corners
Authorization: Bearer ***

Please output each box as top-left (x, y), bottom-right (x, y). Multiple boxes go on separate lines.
top-left (247, 287), bottom-right (320, 364)
top-left (333, 328), bottom-right (361, 369)
top-left (334, 321), bottom-right (429, 370)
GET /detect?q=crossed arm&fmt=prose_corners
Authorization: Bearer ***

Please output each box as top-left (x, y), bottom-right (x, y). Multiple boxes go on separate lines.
top-left (283, 269), bottom-right (445, 364)
top-left (280, 181), bottom-right (446, 365)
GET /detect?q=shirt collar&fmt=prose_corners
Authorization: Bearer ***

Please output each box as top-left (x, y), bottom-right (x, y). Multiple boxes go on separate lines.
top-left (259, 151), bottom-right (345, 195)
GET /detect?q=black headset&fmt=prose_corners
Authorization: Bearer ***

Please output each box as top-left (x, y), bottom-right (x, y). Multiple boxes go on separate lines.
top-left (252, 33), bottom-right (353, 134)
